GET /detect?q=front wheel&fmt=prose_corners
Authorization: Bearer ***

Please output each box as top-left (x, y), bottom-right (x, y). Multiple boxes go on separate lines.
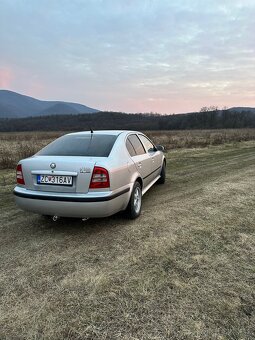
top-left (126, 181), bottom-right (142, 219)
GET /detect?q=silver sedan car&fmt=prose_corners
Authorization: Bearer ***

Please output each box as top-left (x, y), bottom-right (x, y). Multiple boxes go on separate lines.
top-left (14, 130), bottom-right (166, 220)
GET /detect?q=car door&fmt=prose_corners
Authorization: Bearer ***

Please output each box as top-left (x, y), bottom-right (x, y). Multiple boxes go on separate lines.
top-left (127, 134), bottom-right (152, 188)
top-left (138, 134), bottom-right (162, 180)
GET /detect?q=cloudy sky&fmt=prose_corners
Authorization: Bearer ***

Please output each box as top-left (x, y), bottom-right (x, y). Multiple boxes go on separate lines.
top-left (0, 0), bottom-right (254, 113)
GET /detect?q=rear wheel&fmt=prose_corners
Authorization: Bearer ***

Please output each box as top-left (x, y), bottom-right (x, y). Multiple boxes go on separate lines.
top-left (126, 181), bottom-right (142, 219)
top-left (157, 162), bottom-right (166, 184)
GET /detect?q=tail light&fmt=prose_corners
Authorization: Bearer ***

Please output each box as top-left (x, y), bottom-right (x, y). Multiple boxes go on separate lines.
top-left (89, 166), bottom-right (110, 189)
top-left (16, 164), bottom-right (25, 185)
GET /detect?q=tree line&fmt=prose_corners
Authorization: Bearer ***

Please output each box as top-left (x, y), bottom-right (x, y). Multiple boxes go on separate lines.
top-left (0, 108), bottom-right (254, 132)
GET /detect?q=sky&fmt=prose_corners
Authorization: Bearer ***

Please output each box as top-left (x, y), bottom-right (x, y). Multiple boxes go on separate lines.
top-left (0, 0), bottom-right (254, 113)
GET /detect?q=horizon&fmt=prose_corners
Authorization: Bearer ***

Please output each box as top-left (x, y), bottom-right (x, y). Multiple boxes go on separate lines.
top-left (0, 1), bottom-right (254, 114)
top-left (1, 88), bottom-right (255, 115)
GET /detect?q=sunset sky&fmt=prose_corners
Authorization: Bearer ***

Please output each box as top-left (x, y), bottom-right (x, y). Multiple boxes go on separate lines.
top-left (0, 0), bottom-right (254, 113)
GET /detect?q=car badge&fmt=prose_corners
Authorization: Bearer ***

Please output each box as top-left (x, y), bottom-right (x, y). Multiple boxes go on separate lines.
top-left (80, 167), bottom-right (91, 173)
top-left (50, 163), bottom-right (56, 169)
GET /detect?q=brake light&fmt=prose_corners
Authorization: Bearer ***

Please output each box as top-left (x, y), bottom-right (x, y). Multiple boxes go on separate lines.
top-left (16, 164), bottom-right (25, 185)
top-left (89, 166), bottom-right (110, 189)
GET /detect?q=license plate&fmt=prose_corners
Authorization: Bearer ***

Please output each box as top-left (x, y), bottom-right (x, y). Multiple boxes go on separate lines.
top-left (37, 175), bottom-right (73, 186)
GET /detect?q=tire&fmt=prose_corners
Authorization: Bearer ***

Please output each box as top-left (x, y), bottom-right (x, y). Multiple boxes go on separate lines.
top-left (157, 162), bottom-right (166, 184)
top-left (126, 181), bottom-right (142, 219)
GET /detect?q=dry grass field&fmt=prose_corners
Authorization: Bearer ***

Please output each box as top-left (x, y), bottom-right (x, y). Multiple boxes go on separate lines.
top-left (1, 129), bottom-right (255, 169)
top-left (0, 131), bottom-right (254, 339)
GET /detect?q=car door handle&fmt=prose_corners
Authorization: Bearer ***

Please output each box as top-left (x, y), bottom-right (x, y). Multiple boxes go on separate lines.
top-left (137, 162), bottom-right (142, 168)
top-left (151, 157), bottom-right (155, 162)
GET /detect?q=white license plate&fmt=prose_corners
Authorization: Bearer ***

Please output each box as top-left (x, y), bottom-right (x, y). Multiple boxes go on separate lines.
top-left (37, 175), bottom-right (73, 186)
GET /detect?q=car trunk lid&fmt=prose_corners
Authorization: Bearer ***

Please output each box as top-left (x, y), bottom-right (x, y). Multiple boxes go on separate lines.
top-left (21, 156), bottom-right (99, 193)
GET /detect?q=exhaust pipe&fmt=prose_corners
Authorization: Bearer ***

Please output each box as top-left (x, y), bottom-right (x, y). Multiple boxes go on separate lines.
top-left (52, 215), bottom-right (59, 222)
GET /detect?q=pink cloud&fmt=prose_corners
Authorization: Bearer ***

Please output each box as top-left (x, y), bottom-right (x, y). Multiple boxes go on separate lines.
top-left (0, 67), bottom-right (13, 88)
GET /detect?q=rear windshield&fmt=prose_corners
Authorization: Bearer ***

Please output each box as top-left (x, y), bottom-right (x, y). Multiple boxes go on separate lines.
top-left (37, 134), bottom-right (118, 157)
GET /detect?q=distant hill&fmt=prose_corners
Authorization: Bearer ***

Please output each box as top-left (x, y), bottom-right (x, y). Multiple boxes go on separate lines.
top-left (228, 107), bottom-right (255, 113)
top-left (0, 90), bottom-right (254, 130)
top-left (0, 90), bottom-right (99, 118)
top-left (38, 103), bottom-right (80, 116)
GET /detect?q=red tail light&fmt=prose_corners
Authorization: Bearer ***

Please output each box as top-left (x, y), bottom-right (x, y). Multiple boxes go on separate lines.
top-left (16, 164), bottom-right (25, 185)
top-left (89, 166), bottom-right (110, 189)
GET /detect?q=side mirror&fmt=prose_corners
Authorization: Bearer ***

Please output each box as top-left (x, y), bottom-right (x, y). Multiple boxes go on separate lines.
top-left (156, 145), bottom-right (165, 152)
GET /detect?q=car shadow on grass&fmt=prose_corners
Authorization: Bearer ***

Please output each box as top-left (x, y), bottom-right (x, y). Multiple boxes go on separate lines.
top-left (16, 182), bottom-right (168, 237)
top-left (36, 210), bottom-right (130, 235)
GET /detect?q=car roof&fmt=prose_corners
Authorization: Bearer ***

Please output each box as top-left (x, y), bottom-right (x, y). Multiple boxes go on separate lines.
top-left (67, 130), bottom-right (141, 136)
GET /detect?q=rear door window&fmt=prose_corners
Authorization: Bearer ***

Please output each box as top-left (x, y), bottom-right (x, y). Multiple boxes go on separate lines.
top-left (126, 138), bottom-right (136, 157)
top-left (37, 134), bottom-right (117, 157)
top-left (138, 134), bottom-right (155, 153)
top-left (127, 134), bottom-right (146, 156)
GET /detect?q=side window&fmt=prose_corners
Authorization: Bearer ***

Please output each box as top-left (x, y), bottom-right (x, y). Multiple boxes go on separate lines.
top-left (126, 138), bottom-right (136, 157)
top-left (138, 134), bottom-right (155, 153)
top-left (128, 134), bottom-right (146, 156)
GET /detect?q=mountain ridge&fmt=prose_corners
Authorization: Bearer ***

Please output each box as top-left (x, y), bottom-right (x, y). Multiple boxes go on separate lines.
top-left (227, 107), bottom-right (255, 113)
top-left (0, 90), bottom-right (254, 119)
top-left (0, 90), bottom-right (99, 118)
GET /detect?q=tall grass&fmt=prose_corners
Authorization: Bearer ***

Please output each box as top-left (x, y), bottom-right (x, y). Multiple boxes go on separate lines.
top-left (0, 129), bottom-right (255, 169)
top-left (146, 129), bottom-right (255, 149)
top-left (0, 132), bottom-right (65, 169)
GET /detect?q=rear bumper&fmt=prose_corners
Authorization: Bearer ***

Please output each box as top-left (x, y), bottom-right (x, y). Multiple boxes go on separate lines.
top-left (13, 186), bottom-right (130, 218)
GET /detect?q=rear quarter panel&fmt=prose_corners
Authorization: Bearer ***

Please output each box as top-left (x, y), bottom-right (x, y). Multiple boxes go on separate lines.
top-left (99, 133), bottom-right (134, 193)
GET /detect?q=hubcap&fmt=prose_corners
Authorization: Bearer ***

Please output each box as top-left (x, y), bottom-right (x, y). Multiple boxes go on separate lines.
top-left (133, 187), bottom-right (141, 214)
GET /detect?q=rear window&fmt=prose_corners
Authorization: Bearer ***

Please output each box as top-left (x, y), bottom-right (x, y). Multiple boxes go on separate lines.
top-left (37, 134), bottom-right (118, 157)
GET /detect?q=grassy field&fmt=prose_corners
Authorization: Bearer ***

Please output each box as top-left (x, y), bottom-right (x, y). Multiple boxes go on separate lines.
top-left (1, 129), bottom-right (255, 169)
top-left (0, 138), bottom-right (255, 339)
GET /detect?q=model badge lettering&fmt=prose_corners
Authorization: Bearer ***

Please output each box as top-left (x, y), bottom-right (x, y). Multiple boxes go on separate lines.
top-left (80, 167), bottom-right (91, 173)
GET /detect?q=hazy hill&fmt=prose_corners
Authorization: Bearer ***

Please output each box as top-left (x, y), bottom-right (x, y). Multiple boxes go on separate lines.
top-left (228, 107), bottom-right (255, 113)
top-left (0, 90), bottom-right (99, 118)
top-left (38, 103), bottom-right (80, 116)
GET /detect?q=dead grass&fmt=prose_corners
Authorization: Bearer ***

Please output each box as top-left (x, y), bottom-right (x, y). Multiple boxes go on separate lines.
top-left (146, 128), bottom-right (255, 149)
top-left (0, 131), bottom-right (65, 169)
top-left (0, 141), bottom-right (254, 339)
top-left (0, 129), bottom-right (255, 169)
